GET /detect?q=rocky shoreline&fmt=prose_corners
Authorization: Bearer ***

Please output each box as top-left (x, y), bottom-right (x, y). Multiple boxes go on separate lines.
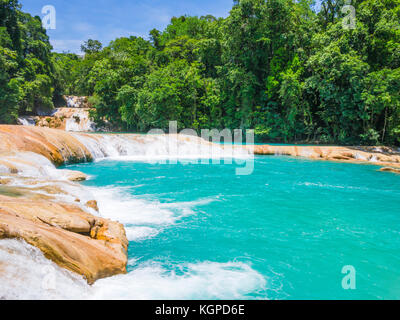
top-left (0, 125), bottom-right (128, 284)
top-left (250, 144), bottom-right (400, 172)
top-left (1, 125), bottom-right (400, 285)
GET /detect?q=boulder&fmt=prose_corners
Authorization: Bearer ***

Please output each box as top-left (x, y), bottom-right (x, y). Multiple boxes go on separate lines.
top-left (0, 209), bottom-right (127, 284)
top-left (64, 170), bottom-right (87, 182)
top-left (0, 125), bottom-right (92, 165)
top-left (86, 200), bottom-right (99, 212)
top-left (379, 167), bottom-right (400, 174)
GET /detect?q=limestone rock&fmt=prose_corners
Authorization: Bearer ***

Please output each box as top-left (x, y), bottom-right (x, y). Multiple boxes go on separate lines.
top-left (86, 200), bottom-right (99, 212)
top-left (0, 126), bottom-right (131, 284)
top-left (0, 195), bottom-right (93, 234)
top-left (0, 194), bottom-right (128, 283)
top-left (0, 178), bottom-right (12, 185)
top-left (0, 209), bottom-right (127, 284)
top-left (250, 144), bottom-right (400, 168)
top-left (64, 170), bottom-right (87, 182)
top-left (0, 125), bottom-right (92, 165)
top-left (379, 167), bottom-right (400, 174)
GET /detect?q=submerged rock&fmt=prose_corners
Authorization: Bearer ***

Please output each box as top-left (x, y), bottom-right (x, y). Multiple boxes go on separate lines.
top-left (64, 170), bottom-right (88, 182)
top-left (379, 167), bottom-right (400, 174)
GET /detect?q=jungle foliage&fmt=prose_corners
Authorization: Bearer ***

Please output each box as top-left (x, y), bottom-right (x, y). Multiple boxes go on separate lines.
top-left (1, 0), bottom-right (400, 145)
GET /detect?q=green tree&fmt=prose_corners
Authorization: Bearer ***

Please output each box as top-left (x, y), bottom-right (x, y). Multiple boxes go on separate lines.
top-left (81, 39), bottom-right (102, 54)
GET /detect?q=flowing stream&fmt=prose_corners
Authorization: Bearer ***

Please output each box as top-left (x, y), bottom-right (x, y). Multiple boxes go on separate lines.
top-left (1, 134), bottom-right (400, 299)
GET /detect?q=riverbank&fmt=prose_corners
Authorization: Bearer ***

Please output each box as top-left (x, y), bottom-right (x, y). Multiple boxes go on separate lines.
top-left (0, 125), bottom-right (128, 284)
top-left (1, 125), bottom-right (400, 285)
top-left (250, 144), bottom-right (400, 172)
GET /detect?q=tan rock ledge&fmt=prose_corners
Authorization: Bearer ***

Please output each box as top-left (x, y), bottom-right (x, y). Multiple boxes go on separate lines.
top-left (379, 167), bottom-right (400, 174)
top-left (0, 195), bottom-right (128, 284)
top-left (64, 170), bottom-right (88, 182)
top-left (0, 125), bottom-right (127, 284)
top-left (249, 145), bottom-right (400, 170)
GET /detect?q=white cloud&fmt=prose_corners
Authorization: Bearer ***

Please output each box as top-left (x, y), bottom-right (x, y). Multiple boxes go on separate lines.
top-left (73, 22), bottom-right (95, 33)
top-left (51, 39), bottom-right (84, 53)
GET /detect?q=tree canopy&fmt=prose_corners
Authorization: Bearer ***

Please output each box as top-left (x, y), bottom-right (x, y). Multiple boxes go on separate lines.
top-left (1, 0), bottom-right (400, 145)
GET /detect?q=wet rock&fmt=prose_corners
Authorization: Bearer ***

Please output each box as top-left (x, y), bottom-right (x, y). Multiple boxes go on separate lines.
top-left (64, 170), bottom-right (87, 182)
top-left (0, 125), bottom-right (92, 165)
top-left (379, 167), bottom-right (400, 174)
top-left (0, 178), bottom-right (12, 185)
top-left (251, 145), bottom-right (400, 169)
top-left (0, 209), bottom-right (127, 284)
top-left (86, 200), bottom-right (99, 212)
top-left (0, 126), bottom-right (130, 284)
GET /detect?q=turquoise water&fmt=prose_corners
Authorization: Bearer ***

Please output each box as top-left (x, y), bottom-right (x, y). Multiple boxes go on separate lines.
top-left (66, 156), bottom-right (400, 300)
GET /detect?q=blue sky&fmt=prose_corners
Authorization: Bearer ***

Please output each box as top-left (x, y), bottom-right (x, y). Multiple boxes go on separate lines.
top-left (20, 0), bottom-right (235, 53)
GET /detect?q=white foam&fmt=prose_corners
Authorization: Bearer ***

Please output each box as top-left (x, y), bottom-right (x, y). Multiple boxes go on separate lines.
top-left (0, 239), bottom-right (266, 300)
top-left (84, 188), bottom-right (267, 299)
top-left (0, 152), bottom-right (87, 183)
top-left (90, 187), bottom-right (217, 227)
top-left (91, 261), bottom-right (267, 300)
top-left (299, 182), bottom-right (346, 189)
top-left (370, 155), bottom-right (378, 162)
top-left (298, 182), bottom-right (367, 191)
top-left (65, 109), bottom-right (96, 132)
top-left (125, 226), bottom-right (159, 242)
top-left (0, 133), bottom-right (261, 300)
top-left (0, 239), bottom-right (90, 300)
top-left (0, 175), bottom-right (266, 300)
top-left (355, 153), bottom-right (367, 161)
top-left (17, 117), bottom-right (36, 126)
top-left (91, 187), bottom-right (179, 225)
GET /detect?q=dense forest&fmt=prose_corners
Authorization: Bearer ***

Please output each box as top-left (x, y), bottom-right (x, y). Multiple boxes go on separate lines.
top-left (1, 0), bottom-right (400, 145)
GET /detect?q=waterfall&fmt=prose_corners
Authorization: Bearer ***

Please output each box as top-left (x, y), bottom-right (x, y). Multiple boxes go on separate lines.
top-left (0, 131), bottom-right (254, 300)
top-left (17, 117), bottom-right (36, 126)
top-left (64, 96), bottom-right (89, 108)
top-left (65, 109), bottom-right (96, 132)
top-left (17, 95), bottom-right (95, 132)
top-left (72, 133), bottom-right (252, 162)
